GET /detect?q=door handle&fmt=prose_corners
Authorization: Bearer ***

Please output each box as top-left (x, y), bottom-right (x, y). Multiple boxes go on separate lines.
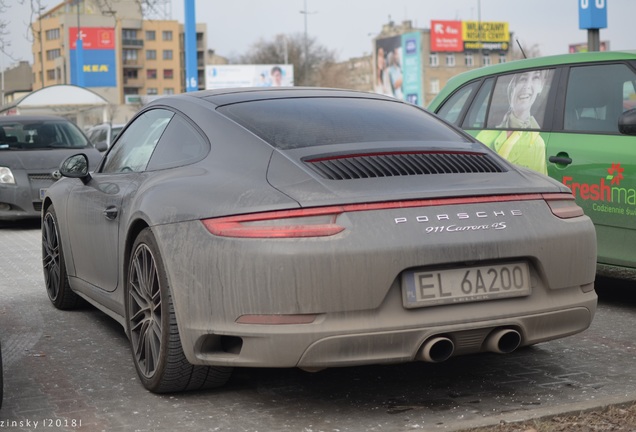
top-left (103, 206), bottom-right (118, 220)
top-left (549, 155), bottom-right (573, 165)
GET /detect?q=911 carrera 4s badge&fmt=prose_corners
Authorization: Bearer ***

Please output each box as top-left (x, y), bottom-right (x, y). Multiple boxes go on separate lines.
top-left (394, 209), bottom-right (522, 232)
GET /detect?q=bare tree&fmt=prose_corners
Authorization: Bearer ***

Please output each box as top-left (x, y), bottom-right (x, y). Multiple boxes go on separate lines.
top-left (0, 0), bottom-right (9, 57)
top-left (237, 33), bottom-right (337, 87)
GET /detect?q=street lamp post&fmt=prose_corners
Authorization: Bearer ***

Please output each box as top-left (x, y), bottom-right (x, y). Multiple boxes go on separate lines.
top-left (299, 0), bottom-right (316, 85)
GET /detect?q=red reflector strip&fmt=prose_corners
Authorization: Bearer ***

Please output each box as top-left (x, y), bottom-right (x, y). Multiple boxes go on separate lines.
top-left (542, 193), bottom-right (584, 218)
top-left (236, 314), bottom-right (318, 325)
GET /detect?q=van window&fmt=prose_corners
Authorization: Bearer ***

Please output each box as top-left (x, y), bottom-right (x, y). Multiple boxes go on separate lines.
top-left (564, 63), bottom-right (636, 134)
top-left (436, 81), bottom-right (479, 126)
top-left (485, 69), bottom-right (555, 130)
top-left (461, 78), bottom-right (495, 129)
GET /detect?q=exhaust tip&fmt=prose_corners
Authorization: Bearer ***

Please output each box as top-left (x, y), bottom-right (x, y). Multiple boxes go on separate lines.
top-left (417, 336), bottom-right (454, 363)
top-left (485, 328), bottom-right (521, 354)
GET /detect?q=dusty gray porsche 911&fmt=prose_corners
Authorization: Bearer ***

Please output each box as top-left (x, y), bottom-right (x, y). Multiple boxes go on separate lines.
top-left (41, 88), bottom-right (597, 393)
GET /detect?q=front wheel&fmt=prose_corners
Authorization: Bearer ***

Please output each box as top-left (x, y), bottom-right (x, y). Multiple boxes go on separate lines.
top-left (126, 228), bottom-right (232, 393)
top-left (42, 206), bottom-right (81, 310)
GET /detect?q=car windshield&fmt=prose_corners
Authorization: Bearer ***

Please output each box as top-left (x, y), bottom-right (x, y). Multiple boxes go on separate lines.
top-left (218, 97), bottom-right (469, 150)
top-left (0, 119), bottom-right (90, 150)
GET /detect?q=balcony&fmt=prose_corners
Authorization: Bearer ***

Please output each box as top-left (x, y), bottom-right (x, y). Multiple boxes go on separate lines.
top-left (122, 58), bottom-right (143, 69)
top-left (123, 77), bottom-right (144, 88)
top-left (122, 39), bottom-right (144, 48)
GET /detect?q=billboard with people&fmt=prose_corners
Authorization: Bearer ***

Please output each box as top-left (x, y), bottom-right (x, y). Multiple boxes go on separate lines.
top-left (205, 65), bottom-right (294, 89)
top-left (374, 32), bottom-right (422, 106)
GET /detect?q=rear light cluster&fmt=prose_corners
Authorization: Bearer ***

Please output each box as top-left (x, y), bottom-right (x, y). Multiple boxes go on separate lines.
top-left (202, 193), bottom-right (583, 238)
top-left (202, 207), bottom-right (345, 238)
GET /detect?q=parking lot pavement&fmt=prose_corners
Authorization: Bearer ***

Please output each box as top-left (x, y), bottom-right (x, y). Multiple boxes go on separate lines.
top-left (1, 224), bottom-right (636, 431)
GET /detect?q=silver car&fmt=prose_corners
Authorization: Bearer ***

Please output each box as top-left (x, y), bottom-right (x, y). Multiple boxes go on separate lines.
top-left (0, 115), bottom-right (103, 220)
top-left (41, 88), bottom-right (597, 393)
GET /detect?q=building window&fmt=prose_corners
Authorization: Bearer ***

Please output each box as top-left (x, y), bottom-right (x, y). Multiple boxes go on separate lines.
top-left (429, 53), bottom-right (439, 67)
top-left (147, 69), bottom-right (157, 79)
top-left (162, 30), bottom-right (173, 41)
top-left (162, 50), bottom-right (173, 60)
top-left (430, 79), bottom-right (440, 95)
top-left (122, 29), bottom-right (137, 39)
top-left (163, 88), bottom-right (175, 95)
top-left (499, 54), bottom-right (507, 64)
top-left (482, 55), bottom-right (491, 66)
top-left (146, 30), bottom-right (156, 41)
top-left (45, 28), bottom-right (60, 40)
top-left (163, 69), bottom-right (174, 79)
top-left (45, 49), bottom-right (61, 60)
top-left (125, 69), bottom-right (138, 79)
top-left (445, 54), bottom-right (456, 67)
top-left (123, 49), bottom-right (138, 61)
top-left (146, 50), bottom-right (157, 60)
top-left (147, 88), bottom-right (158, 95)
top-left (46, 69), bottom-right (56, 80)
top-left (465, 53), bottom-right (474, 67)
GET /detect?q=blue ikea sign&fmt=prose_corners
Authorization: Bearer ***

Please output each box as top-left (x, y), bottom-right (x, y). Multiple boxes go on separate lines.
top-left (579, 0), bottom-right (607, 29)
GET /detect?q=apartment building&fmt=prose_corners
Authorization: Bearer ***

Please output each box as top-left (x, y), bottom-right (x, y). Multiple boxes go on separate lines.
top-left (31, 0), bottom-right (206, 113)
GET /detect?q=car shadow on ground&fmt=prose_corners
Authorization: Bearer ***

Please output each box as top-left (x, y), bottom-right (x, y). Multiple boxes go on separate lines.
top-left (596, 276), bottom-right (636, 305)
top-left (0, 219), bottom-right (42, 230)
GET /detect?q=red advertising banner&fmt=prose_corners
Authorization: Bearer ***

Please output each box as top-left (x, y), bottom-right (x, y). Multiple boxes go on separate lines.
top-left (69, 27), bottom-right (115, 50)
top-left (430, 20), bottom-right (463, 52)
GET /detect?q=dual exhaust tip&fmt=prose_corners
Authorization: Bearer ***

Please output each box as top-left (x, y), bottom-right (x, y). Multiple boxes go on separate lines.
top-left (417, 328), bottom-right (521, 363)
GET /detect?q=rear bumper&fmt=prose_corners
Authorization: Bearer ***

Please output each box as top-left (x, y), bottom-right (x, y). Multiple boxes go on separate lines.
top-left (152, 198), bottom-right (598, 369)
top-left (182, 283), bottom-right (596, 368)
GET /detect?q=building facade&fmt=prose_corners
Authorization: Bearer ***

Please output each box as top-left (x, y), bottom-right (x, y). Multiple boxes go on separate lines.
top-left (30, 0), bottom-right (207, 122)
top-left (367, 20), bottom-right (516, 107)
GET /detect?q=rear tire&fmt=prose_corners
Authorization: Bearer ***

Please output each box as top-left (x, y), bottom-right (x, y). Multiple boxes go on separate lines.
top-left (126, 228), bottom-right (232, 393)
top-left (42, 206), bottom-right (81, 310)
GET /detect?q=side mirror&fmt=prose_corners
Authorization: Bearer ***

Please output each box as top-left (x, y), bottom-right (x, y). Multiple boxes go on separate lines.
top-left (618, 108), bottom-right (636, 135)
top-left (60, 153), bottom-right (92, 184)
top-left (95, 141), bottom-right (108, 152)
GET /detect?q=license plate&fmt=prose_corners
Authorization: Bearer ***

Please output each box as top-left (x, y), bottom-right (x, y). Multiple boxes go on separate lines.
top-left (39, 188), bottom-right (47, 200)
top-left (402, 262), bottom-right (531, 308)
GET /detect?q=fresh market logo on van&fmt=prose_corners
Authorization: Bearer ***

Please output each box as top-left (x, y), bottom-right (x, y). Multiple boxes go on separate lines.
top-left (562, 163), bottom-right (635, 208)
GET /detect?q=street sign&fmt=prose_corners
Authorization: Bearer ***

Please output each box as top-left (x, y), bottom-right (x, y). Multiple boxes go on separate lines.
top-left (579, 0), bottom-right (607, 29)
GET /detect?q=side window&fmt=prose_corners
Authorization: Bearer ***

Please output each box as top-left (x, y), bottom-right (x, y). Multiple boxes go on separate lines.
top-left (624, 80), bottom-right (636, 111)
top-left (101, 109), bottom-right (174, 173)
top-left (435, 81), bottom-right (479, 126)
top-left (146, 114), bottom-right (209, 171)
top-left (461, 78), bottom-right (495, 129)
top-left (564, 63), bottom-right (636, 133)
top-left (485, 68), bottom-right (555, 130)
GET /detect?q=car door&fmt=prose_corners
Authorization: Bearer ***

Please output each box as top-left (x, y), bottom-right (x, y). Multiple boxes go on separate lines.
top-left (66, 109), bottom-right (174, 292)
top-left (547, 62), bottom-right (636, 269)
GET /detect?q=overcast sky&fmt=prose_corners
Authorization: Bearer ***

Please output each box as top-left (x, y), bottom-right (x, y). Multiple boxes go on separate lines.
top-left (3, 0), bottom-right (634, 66)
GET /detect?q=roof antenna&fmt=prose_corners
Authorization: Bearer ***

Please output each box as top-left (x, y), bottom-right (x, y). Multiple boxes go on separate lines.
top-left (516, 39), bottom-right (527, 59)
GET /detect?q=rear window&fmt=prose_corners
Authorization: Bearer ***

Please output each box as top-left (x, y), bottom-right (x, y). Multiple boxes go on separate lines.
top-left (218, 97), bottom-right (469, 150)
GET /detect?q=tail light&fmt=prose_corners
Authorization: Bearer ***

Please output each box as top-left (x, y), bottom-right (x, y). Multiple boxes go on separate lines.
top-left (202, 207), bottom-right (345, 238)
top-left (542, 193), bottom-right (585, 219)
top-left (202, 193), bottom-right (584, 238)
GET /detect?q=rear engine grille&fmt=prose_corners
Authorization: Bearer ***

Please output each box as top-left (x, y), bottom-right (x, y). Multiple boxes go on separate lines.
top-left (305, 152), bottom-right (505, 180)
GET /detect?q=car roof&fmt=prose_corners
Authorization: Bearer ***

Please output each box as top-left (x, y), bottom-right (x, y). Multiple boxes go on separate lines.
top-left (0, 115), bottom-right (73, 123)
top-left (146, 87), bottom-right (399, 108)
top-left (430, 50), bottom-right (636, 108)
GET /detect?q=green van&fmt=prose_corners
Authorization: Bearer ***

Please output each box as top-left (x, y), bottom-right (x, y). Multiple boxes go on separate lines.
top-left (428, 51), bottom-right (636, 280)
